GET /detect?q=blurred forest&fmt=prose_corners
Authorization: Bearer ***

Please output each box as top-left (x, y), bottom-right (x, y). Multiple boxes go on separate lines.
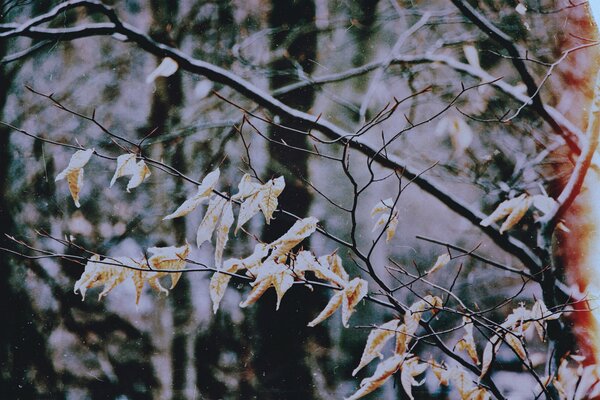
top-left (1, 0), bottom-right (600, 399)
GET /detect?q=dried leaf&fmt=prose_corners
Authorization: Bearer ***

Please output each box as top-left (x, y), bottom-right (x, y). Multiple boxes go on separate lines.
top-left (480, 334), bottom-right (501, 378)
top-left (74, 255), bottom-right (141, 302)
top-left (480, 194), bottom-right (526, 228)
top-left (307, 290), bottom-right (343, 327)
top-left (259, 176), bottom-right (285, 224)
top-left (505, 333), bottom-right (527, 361)
top-left (231, 173), bottom-right (261, 200)
top-left (499, 195), bottom-right (531, 233)
top-left (370, 198), bottom-right (394, 216)
top-left (214, 201), bottom-right (234, 268)
top-left (341, 278), bottom-right (368, 327)
top-left (456, 317), bottom-right (479, 364)
top-left (400, 357), bottom-right (428, 400)
top-left (196, 196), bottom-right (227, 247)
top-left (110, 154), bottom-right (151, 192)
top-left (125, 160), bottom-right (151, 192)
top-left (429, 253), bottom-right (451, 274)
top-left (163, 169), bottom-right (220, 220)
top-left (405, 295), bottom-right (442, 336)
top-left (56, 148), bottom-right (94, 207)
top-left (299, 251), bottom-right (346, 287)
top-left (209, 258), bottom-right (241, 313)
top-left (352, 319), bottom-right (401, 376)
top-left (235, 176), bottom-right (285, 232)
top-left (147, 242), bottom-right (190, 290)
top-left (239, 260), bottom-right (295, 310)
top-left (371, 199), bottom-right (399, 241)
top-left (345, 354), bottom-right (404, 400)
top-left (269, 217), bottom-right (318, 261)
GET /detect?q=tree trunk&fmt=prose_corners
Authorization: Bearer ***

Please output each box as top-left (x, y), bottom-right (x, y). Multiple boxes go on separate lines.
top-left (252, 1), bottom-right (332, 399)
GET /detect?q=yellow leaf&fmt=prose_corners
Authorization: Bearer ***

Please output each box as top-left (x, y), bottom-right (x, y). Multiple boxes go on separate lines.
top-left (235, 176), bottom-right (285, 232)
top-left (447, 365), bottom-right (476, 399)
top-left (405, 295), bottom-right (442, 336)
top-left (110, 154), bottom-right (136, 187)
top-left (231, 173), bottom-right (261, 200)
top-left (259, 176), bottom-right (285, 224)
top-left (400, 357), bottom-right (428, 400)
top-left (480, 194), bottom-right (526, 228)
top-left (74, 255), bottom-right (139, 301)
top-left (394, 323), bottom-right (411, 356)
top-left (429, 253), bottom-right (451, 274)
top-left (345, 354), bottom-right (404, 400)
top-left (196, 195), bottom-right (228, 247)
top-left (371, 199), bottom-right (399, 242)
top-left (456, 317), bottom-right (479, 365)
top-left (370, 198), bottom-right (394, 216)
top-left (499, 195), bottom-right (531, 234)
top-left (352, 319), bottom-right (401, 376)
top-left (147, 242), bottom-right (190, 290)
top-left (298, 251), bottom-right (346, 287)
top-left (109, 153), bottom-right (151, 192)
top-left (209, 258), bottom-right (241, 314)
top-left (505, 333), bottom-right (527, 361)
top-left (269, 217), bottom-right (318, 261)
top-left (307, 290), bottom-right (343, 327)
top-left (163, 168), bottom-right (219, 220)
top-left (239, 260), bottom-right (295, 310)
top-left (341, 278), bottom-right (368, 327)
top-left (214, 201), bottom-right (234, 268)
top-left (55, 148), bottom-right (94, 207)
top-left (480, 334), bottom-right (501, 378)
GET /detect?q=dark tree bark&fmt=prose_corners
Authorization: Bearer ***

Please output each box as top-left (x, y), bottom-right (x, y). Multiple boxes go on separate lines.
top-left (148, 2), bottom-right (193, 399)
top-left (252, 1), bottom-right (332, 399)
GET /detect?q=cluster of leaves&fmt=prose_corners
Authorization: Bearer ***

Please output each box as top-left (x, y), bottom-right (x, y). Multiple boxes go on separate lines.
top-left (55, 147), bottom-right (578, 399)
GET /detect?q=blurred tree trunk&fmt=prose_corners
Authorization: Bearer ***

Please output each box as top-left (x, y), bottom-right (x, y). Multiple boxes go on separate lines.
top-left (349, 0), bottom-right (379, 69)
top-left (148, 2), bottom-right (192, 399)
top-left (252, 1), bottom-right (332, 398)
top-left (0, 5), bottom-right (62, 398)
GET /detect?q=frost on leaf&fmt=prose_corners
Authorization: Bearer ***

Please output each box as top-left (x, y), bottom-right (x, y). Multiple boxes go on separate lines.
top-left (214, 201), bottom-right (234, 268)
top-left (429, 253), bottom-right (451, 274)
top-left (74, 255), bottom-right (145, 303)
top-left (404, 295), bottom-right (442, 338)
top-left (146, 57), bottom-right (179, 83)
top-left (235, 175), bottom-right (285, 233)
top-left (297, 251), bottom-right (347, 288)
top-left (345, 354), bottom-right (404, 400)
top-left (239, 259), bottom-right (295, 310)
top-left (269, 217), bottom-right (318, 261)
top-left (209, 258), bottom-right (242, 314)
top-left (455, 317), bottom-right (479, 365)
top-left (480, 334), bottom-right (501, 378)
top-left (196, 195), bottom-right (228, 248)
top-left (480, 194), bottom-right (532, 233)
top-left (163, 168), bottom-right (220, 220)
top-left (531, 299), bottom-right (559, 341)
top-left (371, 198), bottom-right (399, 242)
top-left (55, 148), bottom-right (94, 207)
top-left (146, 242), bottom-right (190, 292)
top-left (400, 357), bottom-right (428, 400)
top-left (110, 153), bottom-right (151, 192)
top-left (352, 319), bottom-right (401, 376)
